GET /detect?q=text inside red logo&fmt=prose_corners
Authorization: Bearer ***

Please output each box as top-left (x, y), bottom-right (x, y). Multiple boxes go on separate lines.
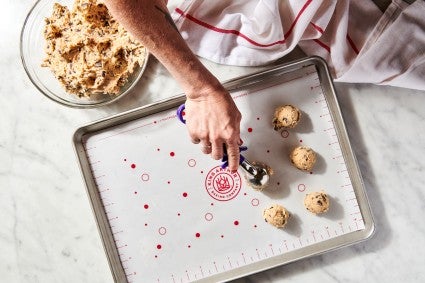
top-left (205, 166), bottom-right (242, 201)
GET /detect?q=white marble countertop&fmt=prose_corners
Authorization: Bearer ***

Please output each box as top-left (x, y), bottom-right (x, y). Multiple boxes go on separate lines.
top-left (2, 1), bottom-right (425, 283)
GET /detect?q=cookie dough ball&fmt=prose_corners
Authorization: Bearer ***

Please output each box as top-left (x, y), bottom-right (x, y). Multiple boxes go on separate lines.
top-left (290, 146), bottom-right (317, 171)
top-left (272, 105), bottom-right (301, 130)
top-left (304, 191), bottom-right (330, 214)
top-left (263, 204), bottom-right (290, 228)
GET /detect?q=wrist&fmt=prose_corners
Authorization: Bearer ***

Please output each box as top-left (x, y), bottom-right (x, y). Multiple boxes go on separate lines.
top-left (185, 78), bottom-right (227, 101)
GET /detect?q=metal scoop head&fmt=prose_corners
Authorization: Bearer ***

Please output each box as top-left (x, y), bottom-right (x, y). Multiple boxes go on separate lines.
top-left (240, 159), bottom-right (271, 191)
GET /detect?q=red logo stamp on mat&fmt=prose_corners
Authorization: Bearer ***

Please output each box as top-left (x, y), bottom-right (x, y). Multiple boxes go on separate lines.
top-left (205, 166), bottom-right (242, 201)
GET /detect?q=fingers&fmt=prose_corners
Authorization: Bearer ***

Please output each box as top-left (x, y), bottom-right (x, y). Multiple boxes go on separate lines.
top-left (191, 136), bottom-right (238, 169)
top-left (200, 140), bottom-right (212, 155)
top-left (211, 140), bottom-right (224, 160)
top-left (190, 132), bottom-right (212, 154)
top-left (225, 142), bottom-right (240, 172)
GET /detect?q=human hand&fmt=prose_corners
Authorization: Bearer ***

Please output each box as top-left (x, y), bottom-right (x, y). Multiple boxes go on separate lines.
top-left (184, 87), bottom-right (242, 172)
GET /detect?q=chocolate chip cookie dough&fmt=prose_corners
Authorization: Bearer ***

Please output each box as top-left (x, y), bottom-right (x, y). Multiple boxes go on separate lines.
top-left (42, 0), bottom-right (147, 97)
top-left (272, 104), bottom-right (301, 130)
top-left (290, 146), bottom-right (317, 171)
top-left (304, 191), bottom-right (330, 214)
top-left (263, 204), bottom-right (290, 228)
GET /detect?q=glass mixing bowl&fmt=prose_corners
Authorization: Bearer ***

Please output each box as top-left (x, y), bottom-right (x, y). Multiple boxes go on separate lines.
top-left (20, 0), bottom-right (149, 108)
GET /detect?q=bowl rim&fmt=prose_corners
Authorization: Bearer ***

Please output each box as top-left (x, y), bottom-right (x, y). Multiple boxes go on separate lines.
top-left (20, 0), bottom-right (150, 109)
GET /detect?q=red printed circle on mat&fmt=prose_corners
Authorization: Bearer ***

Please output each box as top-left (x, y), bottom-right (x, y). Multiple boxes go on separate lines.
top-left (188, 159), bottom-right (196, 167)
top-left (281, 130), bottom-right (289, 138)
top-left (204, 166), bottom-right (242, 201)
top-left (298, 184), bottom-right (306, 192)
top-left (251, 198), bottom-right (260, 206)
top-left (158, 227), bottom-right (167, 235)
top-left (204, 213), bottom-right (213, 221)
top-left (141, 174), bottom-right (150, 182)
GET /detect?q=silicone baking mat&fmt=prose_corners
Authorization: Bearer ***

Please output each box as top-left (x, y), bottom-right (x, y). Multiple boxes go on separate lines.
top-left (74, 57), bottom-right (374, 282)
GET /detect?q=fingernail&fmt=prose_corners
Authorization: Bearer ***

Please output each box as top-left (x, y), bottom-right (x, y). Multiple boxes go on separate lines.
top-left (238, 139), bottom-right (244, 145)
top-left (231, 170), bottom-right (237, 173)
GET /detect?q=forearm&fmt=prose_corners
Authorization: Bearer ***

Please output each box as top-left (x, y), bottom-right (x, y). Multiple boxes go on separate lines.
top-left (104, 0), bottom-right (223, 99)
top-left (105, 0), bottom-right (242, 171)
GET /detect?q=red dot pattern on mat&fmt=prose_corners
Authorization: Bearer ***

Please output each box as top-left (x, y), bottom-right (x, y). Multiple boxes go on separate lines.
top-left (248, 128), bottom-right (253, 133)
top-left (131, 164), bottom-right (136, 169)
top-left (170, 152), bottom-right (175, 157)
top-left (183, 192), bottom-right (188, 197)
top-left (156, 244), bottom-right (162, 249)
top-left (234, 220), bottom-right (239, 226)
top-left (144, 204), bottom-right (149, 209)
top-left (195, 233), bottom-right (200, 238)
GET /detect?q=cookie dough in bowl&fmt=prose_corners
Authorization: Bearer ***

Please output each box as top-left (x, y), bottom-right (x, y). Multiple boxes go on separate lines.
top-left (20, 0), bottom-right (149, 108)
top-left (304, 191), bottom-right (330, 214)
top-left (42, 0), bottom-right (146, 97)
top-left (289, 146), bottom-right (317, 171)
top-left (263, 204), bottom-right (290, 228)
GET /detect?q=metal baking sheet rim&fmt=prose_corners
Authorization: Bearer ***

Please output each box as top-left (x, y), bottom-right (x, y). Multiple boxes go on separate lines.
top-left (72, 56), bottom-right (375, 283)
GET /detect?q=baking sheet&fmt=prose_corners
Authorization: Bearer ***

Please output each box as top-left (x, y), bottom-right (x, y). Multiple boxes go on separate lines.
top-left (73, 57), bottom-right (374, 283)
